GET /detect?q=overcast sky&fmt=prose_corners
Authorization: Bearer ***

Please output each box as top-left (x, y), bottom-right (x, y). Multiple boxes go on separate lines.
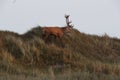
top-left (0, 0), bottom-right (120, 37)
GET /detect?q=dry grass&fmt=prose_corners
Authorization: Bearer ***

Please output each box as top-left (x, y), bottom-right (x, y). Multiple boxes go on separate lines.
top-left (0, 26), bottom-right (120, 80)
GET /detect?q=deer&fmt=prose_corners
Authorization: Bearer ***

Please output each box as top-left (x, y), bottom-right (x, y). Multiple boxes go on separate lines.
top-left (42, 15), bottom-right (73, 41)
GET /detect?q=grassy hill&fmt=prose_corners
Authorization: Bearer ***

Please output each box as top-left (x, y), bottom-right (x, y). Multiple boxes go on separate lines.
top-left (0, 26), bottom-right (120, 80)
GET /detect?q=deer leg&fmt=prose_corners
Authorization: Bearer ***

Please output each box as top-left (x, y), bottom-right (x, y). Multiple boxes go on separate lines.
top-left (43, 33), bottom-right (49, 41)
top-left (59, 36), bottom-right (65, 47)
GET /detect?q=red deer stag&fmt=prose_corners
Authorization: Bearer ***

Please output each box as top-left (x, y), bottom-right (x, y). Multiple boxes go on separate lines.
top-left (42, 15), bottom-right (73, 40)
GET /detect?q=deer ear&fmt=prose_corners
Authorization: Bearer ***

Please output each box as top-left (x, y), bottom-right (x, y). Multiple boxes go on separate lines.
top-left (65, 14), bottom-right (70, 18)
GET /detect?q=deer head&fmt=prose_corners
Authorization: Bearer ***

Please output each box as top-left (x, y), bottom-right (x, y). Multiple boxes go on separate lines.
top-left (65, 14), bottom-right (73, 28)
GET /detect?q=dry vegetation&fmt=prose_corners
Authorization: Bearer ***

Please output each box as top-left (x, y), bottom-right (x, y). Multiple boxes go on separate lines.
top-left (0, 26), bottom-right (120, 80)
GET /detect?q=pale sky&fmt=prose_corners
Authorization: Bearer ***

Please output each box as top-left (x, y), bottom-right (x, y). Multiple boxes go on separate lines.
top-left (0, 0), bottom-right (120, 37)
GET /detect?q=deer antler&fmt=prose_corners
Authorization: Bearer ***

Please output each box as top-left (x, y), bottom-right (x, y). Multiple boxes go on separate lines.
top-left (65, 14), bottom-right (72, 27)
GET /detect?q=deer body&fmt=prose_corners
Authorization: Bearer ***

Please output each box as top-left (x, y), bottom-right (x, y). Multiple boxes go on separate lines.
top-left (42, 26), bottom-right (71, 39)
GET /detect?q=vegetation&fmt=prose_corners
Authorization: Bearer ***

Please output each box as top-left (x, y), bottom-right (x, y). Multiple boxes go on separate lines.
top-left (0, 26), bottom-right (120, 80)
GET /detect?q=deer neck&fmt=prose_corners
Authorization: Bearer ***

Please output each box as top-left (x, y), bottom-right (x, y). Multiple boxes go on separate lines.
top-left (62, 27), bottom-right (71, 33)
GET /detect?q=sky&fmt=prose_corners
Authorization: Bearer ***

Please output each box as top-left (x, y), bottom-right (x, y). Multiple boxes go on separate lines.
top-left (0, 0), bottom-right (120, 37)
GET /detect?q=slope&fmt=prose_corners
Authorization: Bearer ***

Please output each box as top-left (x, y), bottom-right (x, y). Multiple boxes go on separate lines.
top-left (0, 26), bottom-right (120, 79)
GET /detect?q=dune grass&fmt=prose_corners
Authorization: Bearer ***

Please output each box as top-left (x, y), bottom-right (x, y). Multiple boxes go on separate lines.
top-left (0, 26), bottom-right (120, 80)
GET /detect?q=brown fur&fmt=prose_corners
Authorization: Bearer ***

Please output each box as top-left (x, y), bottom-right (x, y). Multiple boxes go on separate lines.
top-left (42, 26), bottom-right (72, 40)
